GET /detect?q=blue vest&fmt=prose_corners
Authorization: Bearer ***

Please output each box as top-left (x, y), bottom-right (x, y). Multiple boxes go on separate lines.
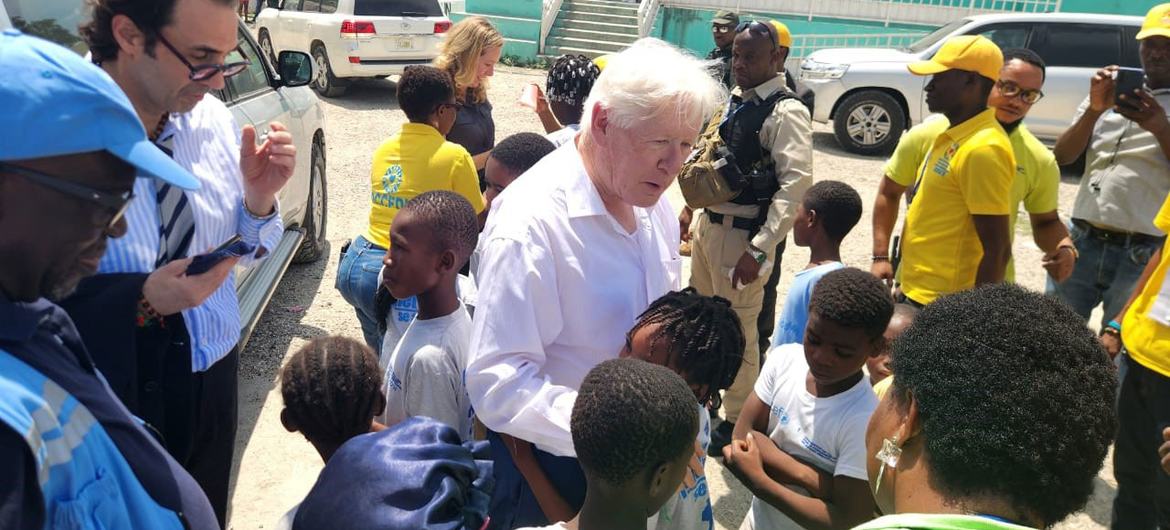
top-left (0, 348), bottom-right (185, 529)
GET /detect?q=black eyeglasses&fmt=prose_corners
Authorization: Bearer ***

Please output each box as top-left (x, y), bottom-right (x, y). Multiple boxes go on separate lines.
top-left (996, 80), bottom-right (1045, 104)
top-left (735, 20), bottom-right (777, 49)
top-left (0, 162), bottom-right (135, 230)
top-left (157, 33), bottom-right (251, 82)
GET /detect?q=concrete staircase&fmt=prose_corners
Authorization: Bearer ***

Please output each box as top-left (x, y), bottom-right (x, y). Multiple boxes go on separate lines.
top-left (544, 0), bottom-right (639, 58)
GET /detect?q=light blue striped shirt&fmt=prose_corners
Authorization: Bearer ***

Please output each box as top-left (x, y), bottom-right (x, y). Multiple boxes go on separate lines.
top-left (98, 94), bottom-right (283, 372)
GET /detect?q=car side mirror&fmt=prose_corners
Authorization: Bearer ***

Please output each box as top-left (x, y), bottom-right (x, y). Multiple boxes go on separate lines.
top-left (278, 51), bottom-right (312, 87)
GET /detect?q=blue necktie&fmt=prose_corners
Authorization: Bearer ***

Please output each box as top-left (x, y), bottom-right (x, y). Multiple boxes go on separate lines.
top-left (154, 130), bottom-right (195, 267)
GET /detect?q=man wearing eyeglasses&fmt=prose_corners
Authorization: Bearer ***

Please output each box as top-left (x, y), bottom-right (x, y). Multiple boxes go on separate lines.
top-left (706, 10), bottom-right (739, 89)
top-left (869, 35), bottom-right (1014, 309)
top-left (0, 31), bottom-right (219, 530)
top-left (876, 48), bottom-right (1074, 287)
top-left (684, 20), bottom-right (812, 456)
top-left (58, 0), bottom-right (296, 524)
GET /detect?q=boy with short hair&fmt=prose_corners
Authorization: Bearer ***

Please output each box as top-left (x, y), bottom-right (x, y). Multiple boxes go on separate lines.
top-left (379, 191), bottom-right (481, 439)
top-left (483, 132), bottom-right (558, 213)
top-left (726, 268), bottom-right (893, 530)
top-left (770, 181), bottom-right (863, 348)
top-left (867, 303), bottom-right (918, 396)
top-left (520, 358), bottom-right (700, 530)
top-left (337, 64), bottom-right (484, 353)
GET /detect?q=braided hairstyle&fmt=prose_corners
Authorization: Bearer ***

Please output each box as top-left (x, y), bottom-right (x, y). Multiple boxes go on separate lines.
top-left (631, 287), bottom-right (745, 404)
top-left (280, 336), bottom-right (385, 452)
top-left (546, 54), bottom-right (601, 126)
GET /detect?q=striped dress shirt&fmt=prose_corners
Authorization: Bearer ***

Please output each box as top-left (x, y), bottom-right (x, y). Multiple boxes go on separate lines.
top-left (98, 94), bottom-right (283, 372)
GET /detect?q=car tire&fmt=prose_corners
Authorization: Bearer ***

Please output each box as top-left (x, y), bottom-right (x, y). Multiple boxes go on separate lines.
top-left (311, 44), bottom-right (348, 98)
top-left (833, 90), bottom-right (905, 156)
top-left (258, 30), bottom-right (277, 68)
top-left (293, 140), bottom-right (327, 264)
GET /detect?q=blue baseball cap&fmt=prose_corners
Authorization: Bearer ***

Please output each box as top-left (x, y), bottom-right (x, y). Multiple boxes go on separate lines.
top-left (0, 29), bottom-right (200, 190)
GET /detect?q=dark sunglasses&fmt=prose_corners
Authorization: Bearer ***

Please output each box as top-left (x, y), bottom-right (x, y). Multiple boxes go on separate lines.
top-left (0, 162), bottom-right (135, 230)
top-left (157, 33), bottom-right (250, 82)
top-left (735, 20), bottom-right (777, 49)
top-left (996, 80), bottom-right (1044, 104)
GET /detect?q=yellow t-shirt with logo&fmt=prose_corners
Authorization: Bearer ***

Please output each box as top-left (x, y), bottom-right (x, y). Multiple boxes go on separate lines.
top-left (365, 123), bottom-right (485, 248)
top-left (884, 116), bottom-right (1058, 283)
top-left (1121, 195), bottom-right (1170, 377)
top-left (895, 109), bottom-right (1015, 305)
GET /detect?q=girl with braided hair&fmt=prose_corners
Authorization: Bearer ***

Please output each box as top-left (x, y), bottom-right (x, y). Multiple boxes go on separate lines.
top-left (530, 54), bottom-right (602, 146)
top-left (504, 288), bottom-right (745, 530)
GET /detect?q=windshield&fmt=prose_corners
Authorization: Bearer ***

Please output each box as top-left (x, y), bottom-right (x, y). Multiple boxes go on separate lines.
top-left (903, 19), bottom-right (969, 54)
top-left (354, 0), bottom-right (443, 17)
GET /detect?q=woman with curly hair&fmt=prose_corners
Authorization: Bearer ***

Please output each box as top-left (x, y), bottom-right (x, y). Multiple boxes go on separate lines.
top-left (859, 283), bottom-right (1117, 530)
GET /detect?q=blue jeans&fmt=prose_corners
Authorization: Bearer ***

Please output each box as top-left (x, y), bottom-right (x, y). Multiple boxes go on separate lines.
top-left (1048, 221), bottom-right (1162, 328)
top-left (335, 235), bottom-right (386, 354)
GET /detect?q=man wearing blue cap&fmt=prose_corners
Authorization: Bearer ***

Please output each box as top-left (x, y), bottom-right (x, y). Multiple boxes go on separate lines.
top-left (59, 0), bottom-right (296, 522)
top-left (0, 30), bottom-right (218, 529)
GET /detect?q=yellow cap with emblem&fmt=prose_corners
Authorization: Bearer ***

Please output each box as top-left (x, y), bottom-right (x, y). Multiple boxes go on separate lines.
top-left (1137, 3), bottom-right (1170, 40)
top-left (907, 35), bottom-right (1003, 82)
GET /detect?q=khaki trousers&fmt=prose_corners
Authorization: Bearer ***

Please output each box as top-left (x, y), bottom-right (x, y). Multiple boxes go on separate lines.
top-left (689, 212), bottom-right (766, 424)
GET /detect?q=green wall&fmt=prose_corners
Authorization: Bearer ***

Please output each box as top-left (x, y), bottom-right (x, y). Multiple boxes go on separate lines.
top-left (454, 0), bottom-right (541, 60)
top-left (653, 7), bottom-right (932, 57)
top-left (1060, 0), bottom-right (1151, 16)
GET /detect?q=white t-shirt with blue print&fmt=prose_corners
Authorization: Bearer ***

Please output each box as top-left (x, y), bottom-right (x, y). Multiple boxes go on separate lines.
top-left (648, 403), bottom-right (714, 530)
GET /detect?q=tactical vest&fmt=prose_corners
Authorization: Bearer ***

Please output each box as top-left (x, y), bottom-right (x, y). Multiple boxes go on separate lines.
top-left (718, 90), bottom-right (793, 207)
top-left (0, 348), bottom-right (186, 529)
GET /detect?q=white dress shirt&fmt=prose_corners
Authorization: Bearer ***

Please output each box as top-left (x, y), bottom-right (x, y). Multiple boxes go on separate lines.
top-left (467, 141), bottom-right (681, 456)
top-left (98, 94), bottom-right (283, 371)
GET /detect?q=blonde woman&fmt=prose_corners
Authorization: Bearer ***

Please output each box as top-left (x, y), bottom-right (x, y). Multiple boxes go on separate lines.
top-left (434, 16), bottom-right (504, 176)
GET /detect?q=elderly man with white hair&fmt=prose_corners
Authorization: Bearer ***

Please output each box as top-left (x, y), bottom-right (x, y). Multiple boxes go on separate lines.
top-left (467, 39), bottom-right (723, 528)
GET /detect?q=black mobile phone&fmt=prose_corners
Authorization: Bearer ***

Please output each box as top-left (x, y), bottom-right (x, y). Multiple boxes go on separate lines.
top-left (186, 235), bottom-right (255, 275)
top-left (1115, 67), bottom-right (1146, 110)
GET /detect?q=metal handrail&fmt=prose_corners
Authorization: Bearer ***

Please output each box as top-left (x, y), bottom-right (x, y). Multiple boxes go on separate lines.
top-left (540, 0), bottom-right (565, 54)
top-left (638, 0), bottom-right (660, 38)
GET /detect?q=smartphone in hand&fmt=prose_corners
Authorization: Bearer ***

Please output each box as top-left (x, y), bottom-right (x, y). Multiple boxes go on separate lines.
top-left (1115, 67), bottom-right (1146, 110)
top-left (186, 235), bottom-right (256, 275)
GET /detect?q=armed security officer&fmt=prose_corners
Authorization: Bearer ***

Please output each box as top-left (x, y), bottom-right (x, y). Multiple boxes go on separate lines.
top-left (682, 20), bottom-right (813, 455)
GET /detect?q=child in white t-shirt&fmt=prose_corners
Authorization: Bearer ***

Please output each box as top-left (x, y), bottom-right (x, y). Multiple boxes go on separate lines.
top-left (506, 288), bottom-right (746, 530)
top-left (724, 268), bottom-right (893, 530)
top-left (378, 191), bottom-right (481, 439)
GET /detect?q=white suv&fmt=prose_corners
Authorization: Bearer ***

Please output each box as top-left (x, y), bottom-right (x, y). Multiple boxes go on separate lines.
top-left (256, 0), bottom-right (450, 97)
top-left (800, 13), bottom-right (1143, 156)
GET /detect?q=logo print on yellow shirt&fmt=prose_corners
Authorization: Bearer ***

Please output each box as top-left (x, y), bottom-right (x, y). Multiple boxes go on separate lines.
top-left (933, 143), bottom-right (958, 177)
top-left (382, 165), bottom-right (404, 194)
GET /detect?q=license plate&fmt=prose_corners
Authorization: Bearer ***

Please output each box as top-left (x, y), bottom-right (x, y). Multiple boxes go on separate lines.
top-left (396, 37), bottom-right (413, 49)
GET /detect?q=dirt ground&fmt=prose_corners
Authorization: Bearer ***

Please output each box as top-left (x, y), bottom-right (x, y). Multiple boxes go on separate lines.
top-left (226, 65), bottom-right (1117, 529)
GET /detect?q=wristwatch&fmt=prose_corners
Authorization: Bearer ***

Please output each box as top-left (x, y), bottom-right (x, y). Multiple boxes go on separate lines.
top-left (747, 245), bottom-right (767, 265)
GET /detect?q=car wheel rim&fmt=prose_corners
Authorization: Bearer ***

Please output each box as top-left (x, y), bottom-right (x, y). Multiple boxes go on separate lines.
top-left (311, 159), bottom-right (324, 241)
top-left (261, 36), bottom-right (275, 64)
top-left (846, 103), bottom-right (892, 146)
top-left (313, 52), bottom-right (328, 89)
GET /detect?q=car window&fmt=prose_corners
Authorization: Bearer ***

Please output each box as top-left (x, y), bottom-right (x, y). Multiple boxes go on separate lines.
top-left (302, 0), bottom-right (321, 12)
top-left (6, 0), bottom-right (88, 55)
top-left (285, 0), bottom-right (303, 11)
top-left (970, 23), bottom-right (1031, 51)
top-left (321, 0), bottom-right (339, 14)
top-left (354, 0), bottom-right (443, 17)
top-left (1034, 23), bottom-right (1122, 68)
top-left (904, 19), bottom-right (969, 54)
top-left (225, 28), bottom-right (272, 99)
top-left (1121, 26), bottom-right (1141, 68)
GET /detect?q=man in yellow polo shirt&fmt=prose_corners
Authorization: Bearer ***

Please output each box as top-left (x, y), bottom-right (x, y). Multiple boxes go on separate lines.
top-left (877, 48), bottom-right (1076, 286)
top-left (336, 65), bottom-right (485, 353)
top-left (870, 35), bottom-right (1014, 306)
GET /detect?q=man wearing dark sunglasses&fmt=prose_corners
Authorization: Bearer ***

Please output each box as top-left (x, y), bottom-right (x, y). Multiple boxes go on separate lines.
top-left (706, 10), bottom-right (740, 89)
top-left (683, 20), bottom-right (812, 459)
top-left (0, 31), bottom-right (219, 530)
top-left (877, 48), bottom-right (1075, 289)
top-left (60, 0), bottom-right (298, 524)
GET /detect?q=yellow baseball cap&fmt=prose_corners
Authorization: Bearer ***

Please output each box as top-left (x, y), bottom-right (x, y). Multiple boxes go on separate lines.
top-left (1137, 3), bottom-right (1170, 40)
top-left (593, 54), bottom-right (612, 71)
top-left (768, 20), bottom-right (793, 48)
top-left (907, 35), bottom-right (1003, 82)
